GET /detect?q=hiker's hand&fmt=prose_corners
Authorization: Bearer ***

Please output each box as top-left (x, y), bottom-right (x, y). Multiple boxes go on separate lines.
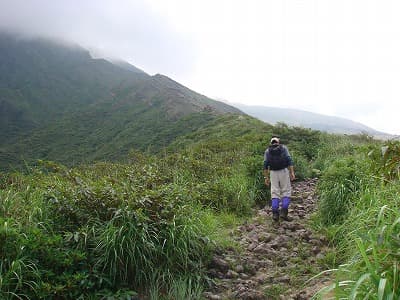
top-left (264, 177), bottom-right (270, 186)
top-left (290, 172), bottom-right (296, 181)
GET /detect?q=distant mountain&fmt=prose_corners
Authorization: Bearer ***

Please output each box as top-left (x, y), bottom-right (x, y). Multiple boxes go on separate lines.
top-left (0, 32), bottom-right (242, 169)
top-left (233, 103), bottom-right (392, 138)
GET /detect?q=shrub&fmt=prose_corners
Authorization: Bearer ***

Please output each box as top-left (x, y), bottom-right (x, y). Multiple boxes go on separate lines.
top-left (291, 152), bottom-right (313, 180)
top-left (368, 141), bottom-right (400, 182)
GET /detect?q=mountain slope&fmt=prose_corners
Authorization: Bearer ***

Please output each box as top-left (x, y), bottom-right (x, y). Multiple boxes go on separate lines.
top-left (0, 34), bottom-right (148, 142)
top-left (0, 33), bottom-right (242, 169)
top-left (233, 103), bottom-right (389, 136)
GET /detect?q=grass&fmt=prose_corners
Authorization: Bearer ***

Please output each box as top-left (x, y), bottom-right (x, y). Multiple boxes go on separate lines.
top-left (331, 205), bottom-right (400, 299)
top-left (168, 276), bottom-right (204, 300)
top-left (199, 210), bottom-right (243, 250)
top-left (0, 120), bottom-right (332, 298)
top-left (0, 143), bottom-right (256, 298)
top-left (0, 257), bottom-right (41, 300)
top-left (314, 139), bottom-right (400, 299)
top-left (264, 284), bottom-right (286, 299)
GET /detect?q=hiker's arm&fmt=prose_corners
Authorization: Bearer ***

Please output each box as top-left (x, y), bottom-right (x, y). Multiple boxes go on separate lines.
top-left (283, 146), bottom-right (295, 181)
top-left (288, 165), bottom-right (295, 181)
top-left (263, 168), bottom-right (270, 186)
top-left (263, 152), bottom-right (270, 186)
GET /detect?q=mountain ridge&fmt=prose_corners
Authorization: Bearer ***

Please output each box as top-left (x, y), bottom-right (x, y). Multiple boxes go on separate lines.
top-left (232, 103), bottom-right (394, 138)
top-left (0, 33), bottom-right (242, 169)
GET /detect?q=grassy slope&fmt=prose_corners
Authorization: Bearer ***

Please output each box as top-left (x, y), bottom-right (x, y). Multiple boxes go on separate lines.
top-left (8, 111), bottom-right (397, 299)
top-left (1, 109), bottom-right (222, 170)
top-left (0, 114), bottom-right (325, 299)
top-left (0, 34), bottom-right (241, 170)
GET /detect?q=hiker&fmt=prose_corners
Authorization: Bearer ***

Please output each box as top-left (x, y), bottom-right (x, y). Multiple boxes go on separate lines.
top-left (263, 136), bottom-right (295, 221)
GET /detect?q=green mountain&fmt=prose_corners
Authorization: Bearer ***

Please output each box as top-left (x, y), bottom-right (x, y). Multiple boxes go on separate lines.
top-left (0, 33), bottom-right (242, 169)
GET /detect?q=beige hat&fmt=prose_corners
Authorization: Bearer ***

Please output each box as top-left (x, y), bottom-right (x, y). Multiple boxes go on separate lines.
top-left (270, 137), bottom-right (280, 144)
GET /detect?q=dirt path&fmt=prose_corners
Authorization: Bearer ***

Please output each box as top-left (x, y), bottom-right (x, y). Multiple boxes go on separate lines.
top-left (203, 178), bottom-right (332, 300)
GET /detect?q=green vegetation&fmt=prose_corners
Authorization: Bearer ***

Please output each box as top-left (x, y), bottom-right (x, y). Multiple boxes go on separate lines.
top-left (3, 105), bottom-right (399, 299)
top-left (3, 33), bottom-right (400, 300)
top-left (0, 33), bottom-right (240, 170)
top-left (313, 135), bottom-right (400, 299)
top-left (0, 114), bottom-right (321, 299)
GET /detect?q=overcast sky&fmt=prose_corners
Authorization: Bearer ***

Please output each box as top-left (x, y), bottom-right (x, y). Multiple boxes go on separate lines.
top-left (1, 0), bottom-right (400, 135)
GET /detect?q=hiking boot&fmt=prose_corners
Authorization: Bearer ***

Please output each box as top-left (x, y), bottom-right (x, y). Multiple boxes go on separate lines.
top-left (272, 211), bottom-right (279, 222)
top-left (280, 208), bottom-right (292, 221)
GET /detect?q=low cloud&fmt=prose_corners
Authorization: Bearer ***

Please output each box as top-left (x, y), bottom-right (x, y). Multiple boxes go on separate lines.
top-left (0, 0), bottom-right (196, 76)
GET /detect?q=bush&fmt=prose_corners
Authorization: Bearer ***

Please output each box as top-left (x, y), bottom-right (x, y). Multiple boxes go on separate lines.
top-left (291, 152), bottom-right (313, 180)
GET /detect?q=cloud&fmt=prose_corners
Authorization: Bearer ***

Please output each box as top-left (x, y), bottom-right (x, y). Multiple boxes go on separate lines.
top-left (0, 0), bottom-right (196, 76)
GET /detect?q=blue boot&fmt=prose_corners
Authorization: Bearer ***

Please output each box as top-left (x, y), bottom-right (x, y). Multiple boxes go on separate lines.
top-left (280, 197), bottom-right (291, 221)
top-left (271, 198), bottom-right (280, 222)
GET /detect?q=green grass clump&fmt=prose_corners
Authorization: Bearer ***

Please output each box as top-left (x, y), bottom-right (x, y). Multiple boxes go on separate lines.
top-left (328, 206), bottom-right (400, 299)
top-left (314, 138), bottom-right (400, 299)
top-left (317, 155), bottom-right (368, 225)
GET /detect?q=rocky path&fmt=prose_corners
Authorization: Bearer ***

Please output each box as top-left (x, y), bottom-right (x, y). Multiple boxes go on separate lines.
top-left (204, 178), bottom-right (332, 300)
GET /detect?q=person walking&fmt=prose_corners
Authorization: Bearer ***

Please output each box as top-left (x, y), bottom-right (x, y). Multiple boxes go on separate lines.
top-left (263, 136), bottom-right (296, 221)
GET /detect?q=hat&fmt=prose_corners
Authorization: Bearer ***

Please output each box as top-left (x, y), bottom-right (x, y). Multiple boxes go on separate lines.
top-left (270, 137), bottom-right (280, 144)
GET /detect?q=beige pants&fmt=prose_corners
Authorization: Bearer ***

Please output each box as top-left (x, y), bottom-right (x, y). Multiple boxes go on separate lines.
top-left (270, 168), bottom-right (291, 199)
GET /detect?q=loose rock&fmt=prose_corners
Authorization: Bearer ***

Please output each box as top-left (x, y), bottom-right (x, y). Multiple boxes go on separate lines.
top-left (205, 178), bottom-right (332, 299)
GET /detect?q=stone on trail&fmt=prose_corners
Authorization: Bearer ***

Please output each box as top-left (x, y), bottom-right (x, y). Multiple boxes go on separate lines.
top-left (204, 178), bottom-right (332, 299)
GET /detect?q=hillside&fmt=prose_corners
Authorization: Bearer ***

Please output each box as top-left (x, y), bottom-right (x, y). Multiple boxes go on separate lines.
top-left (232, 103), bottom-right (392, 137)
top-left (0, 33), bottom-right (242, 169)
top-left (0, 110), bottom-right (325, 299)
top-left (2, 109), bottom-right (398, 299)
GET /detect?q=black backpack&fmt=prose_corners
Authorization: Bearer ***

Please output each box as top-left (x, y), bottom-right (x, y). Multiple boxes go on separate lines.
top-left (268, 145), bottom-right (288, 170)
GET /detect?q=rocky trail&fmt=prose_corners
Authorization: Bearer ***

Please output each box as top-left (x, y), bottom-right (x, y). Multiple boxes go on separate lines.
top-left (204, 178), bottom-right (332, 300)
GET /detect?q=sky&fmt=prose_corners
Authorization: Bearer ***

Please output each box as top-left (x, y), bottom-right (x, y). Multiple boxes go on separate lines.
top-left (1, 0), bottom-right (400, 135)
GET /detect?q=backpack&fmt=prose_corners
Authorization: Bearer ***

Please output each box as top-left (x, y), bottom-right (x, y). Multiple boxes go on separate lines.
top-left (268, 145), bottom-right (288, 170)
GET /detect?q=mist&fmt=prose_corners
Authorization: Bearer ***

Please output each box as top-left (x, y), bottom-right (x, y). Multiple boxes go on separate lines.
top-left (0, 0), bottom-right (196, 77)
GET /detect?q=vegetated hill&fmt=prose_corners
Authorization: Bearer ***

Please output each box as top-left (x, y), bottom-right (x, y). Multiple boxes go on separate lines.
top-left (233, 103), bottom-right (393, 138)
top-left (0, 32), bottom-right (242, 169)
top-left (0, 110), bottom-right (328, 298)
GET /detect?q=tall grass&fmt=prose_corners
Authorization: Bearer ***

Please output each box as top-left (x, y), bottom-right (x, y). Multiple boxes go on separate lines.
top-left (0, 257), bottom-right (40, 300)
top-left (94, 209), bottom-right (156, 285)
top-left (95, 205), bottom-right (212, 288)
top-left (168, 276), bottom-right (203, 300)
top-left (315, 138), bottom-right (400, 299)
top-left (0, 157), bottom-right (231, 298)
top-left (317, 155), bottom-right (369, 225)
top-left (330, 205), bottom-right (400, 299)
